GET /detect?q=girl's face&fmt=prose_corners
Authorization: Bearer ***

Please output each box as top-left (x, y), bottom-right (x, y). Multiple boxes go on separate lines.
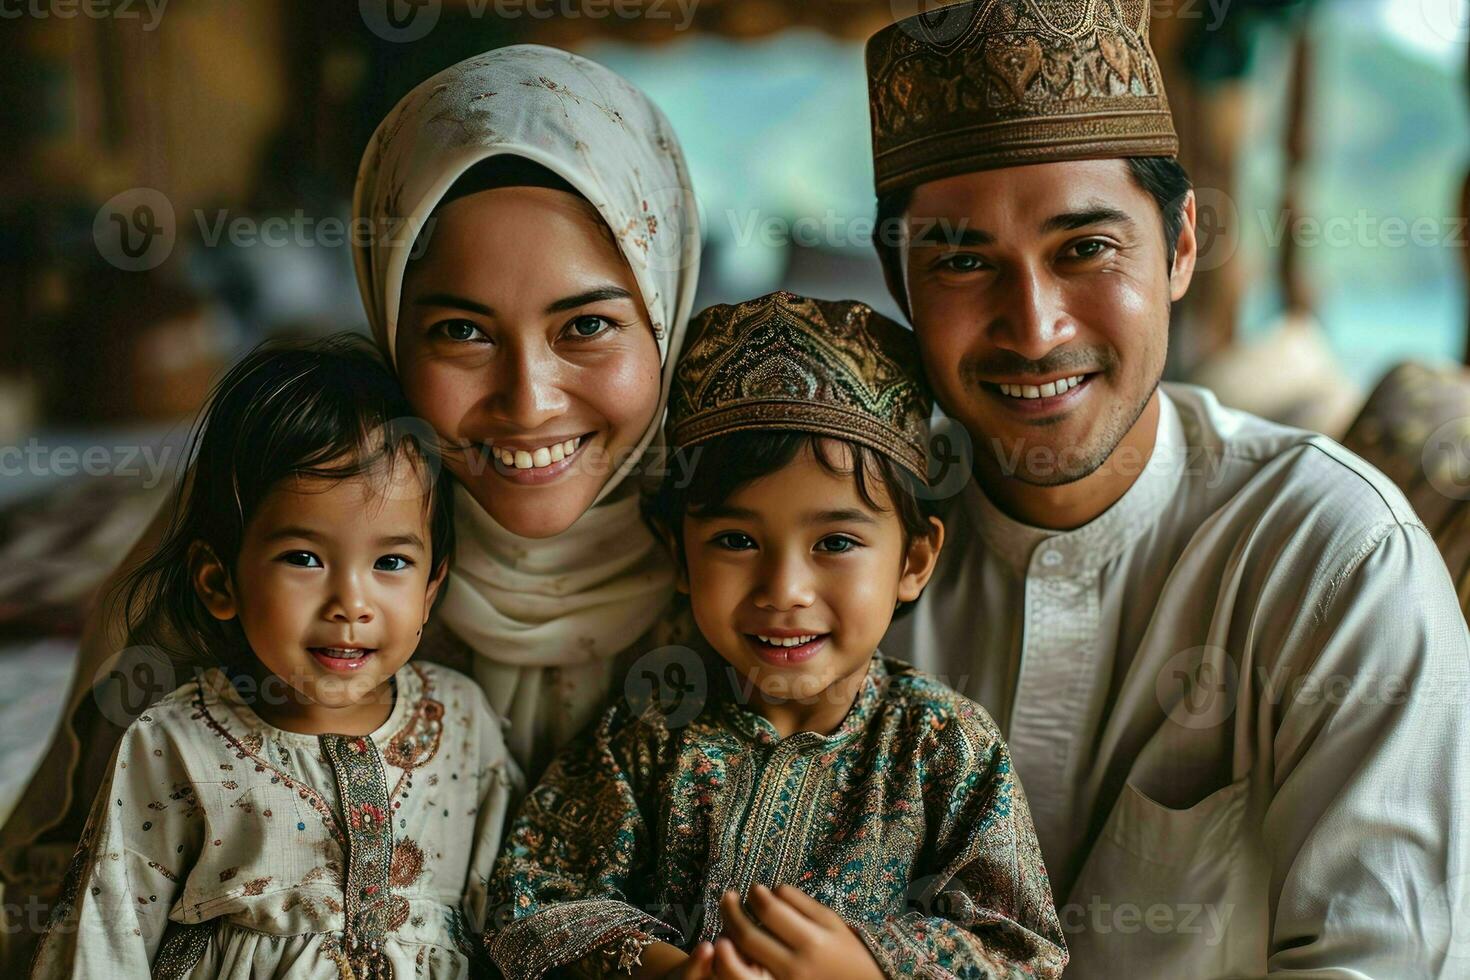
top-left (679, 441), bottom-right (943, 738)
top-left (396, 186), bottom-right (663, 539)
top-left (192, 458), bottom-right (445, 735)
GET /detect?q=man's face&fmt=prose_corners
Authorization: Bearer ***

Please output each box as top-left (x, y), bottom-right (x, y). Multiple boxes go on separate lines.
top-left (901, 159), bottom-right (1195, 486)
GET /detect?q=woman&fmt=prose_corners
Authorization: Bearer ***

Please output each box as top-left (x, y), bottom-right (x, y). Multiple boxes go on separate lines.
top-left (0, 44), bottom-right (699, 965)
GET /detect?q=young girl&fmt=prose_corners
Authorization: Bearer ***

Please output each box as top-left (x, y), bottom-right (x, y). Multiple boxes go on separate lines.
top-left (485, 292), bottom-right (1066, 979)
top-left (31, 337), bottom-right (522, 979)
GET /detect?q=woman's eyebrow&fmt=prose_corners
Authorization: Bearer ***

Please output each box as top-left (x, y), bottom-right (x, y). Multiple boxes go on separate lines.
top-left (413, 292), bottom-right (495, 317)
top-left (545, 286), bottom-right (634, 313)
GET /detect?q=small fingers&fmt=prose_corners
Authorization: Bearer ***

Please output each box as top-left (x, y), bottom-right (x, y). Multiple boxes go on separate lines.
top-left (719, 890), bottom-right (792, 970)
top-left (712, 937), bottom-right (768, 980)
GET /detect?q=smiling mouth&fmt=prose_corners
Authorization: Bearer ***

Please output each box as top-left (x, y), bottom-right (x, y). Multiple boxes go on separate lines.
top-left (309, 646), bottom-right (377, 659)
top-left (745, 632), bottom-right (830, 666)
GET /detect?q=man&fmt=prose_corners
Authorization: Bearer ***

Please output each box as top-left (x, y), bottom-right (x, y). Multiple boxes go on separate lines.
top-left (870, 1), bottom-right (1470, 976)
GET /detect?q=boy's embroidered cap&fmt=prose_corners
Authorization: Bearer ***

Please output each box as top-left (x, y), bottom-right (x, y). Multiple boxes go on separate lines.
top-left (866, 0), bottom-right (1178, 196)
top-left (669, 291), bottom-right (932, 482)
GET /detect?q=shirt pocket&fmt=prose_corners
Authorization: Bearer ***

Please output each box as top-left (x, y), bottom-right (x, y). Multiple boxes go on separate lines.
top-left (1061, 774), bottom-right (1267, 980)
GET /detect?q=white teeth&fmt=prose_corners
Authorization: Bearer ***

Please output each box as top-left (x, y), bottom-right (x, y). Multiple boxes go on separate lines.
top-left (998, 376), bottom-right (1085, 399)
top-left (494, 436), bottom-right (583, 470)
top-left (755, 633), bottom-right (820, 647)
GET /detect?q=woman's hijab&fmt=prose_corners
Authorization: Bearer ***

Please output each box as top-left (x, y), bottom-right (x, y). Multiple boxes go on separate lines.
top-left (351, 46), bottom-right (700, 761)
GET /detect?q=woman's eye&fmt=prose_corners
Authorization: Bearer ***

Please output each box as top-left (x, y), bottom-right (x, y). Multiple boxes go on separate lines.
top-left (281, 551), bottom-right (322, 568)
top-left (816, 535), bottom-right (860, 554)
top-left (713, 532), bottom-right (756, 551)
top-left (436, 319), bottom-right (487, 343)
top-left (374, 555), bottom-right (412, 572)
top-left (566, 315), bottom-right (615, 339)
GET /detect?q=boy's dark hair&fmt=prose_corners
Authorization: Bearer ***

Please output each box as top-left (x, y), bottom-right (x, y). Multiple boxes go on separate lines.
top-left (114, 334), bottom-right (454, 667)
top-left (644, 431), bottom-right (940, 616)
top-left (874, 156), bottom-right (1193, 307)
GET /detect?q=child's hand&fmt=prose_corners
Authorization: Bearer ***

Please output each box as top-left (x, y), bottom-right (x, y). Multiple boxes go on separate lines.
top-left (656, 940), bottom-right (717, 979)
top-left (716, 885), bottom-right (884, 980)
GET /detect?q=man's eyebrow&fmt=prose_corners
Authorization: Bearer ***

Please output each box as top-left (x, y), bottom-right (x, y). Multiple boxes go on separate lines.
top-left (545, 286), bottom-right (634, 314)
top-left (413, 292), bottom-right (494, 317)
top-left (909, 224), bottom-right (994, 248)
top-left (1040, 206), bottom-right (1135, 235)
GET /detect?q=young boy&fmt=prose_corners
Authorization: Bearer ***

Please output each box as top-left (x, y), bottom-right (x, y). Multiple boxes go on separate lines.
top-left (485, 292), bottom-right (1065, 979)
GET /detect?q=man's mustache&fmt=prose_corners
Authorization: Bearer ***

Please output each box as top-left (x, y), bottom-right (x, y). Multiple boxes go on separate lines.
top-left (958, 347), bottom-right (1118, 384)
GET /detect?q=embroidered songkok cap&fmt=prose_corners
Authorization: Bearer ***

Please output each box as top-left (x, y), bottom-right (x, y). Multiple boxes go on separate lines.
top-left (866, 0), bottom-right (1179, 196)
top-left (668, 291), bottom-right (932, 482)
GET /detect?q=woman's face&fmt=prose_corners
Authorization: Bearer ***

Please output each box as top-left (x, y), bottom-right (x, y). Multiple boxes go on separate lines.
top-left (396, 187), bottom-right (663, 538)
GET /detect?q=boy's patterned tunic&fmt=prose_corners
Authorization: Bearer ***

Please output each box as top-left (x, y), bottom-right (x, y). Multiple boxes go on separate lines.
top-left (31, 663), bottom-right (522, 979)
top-left (486, 655), bottom-right (1066, 979)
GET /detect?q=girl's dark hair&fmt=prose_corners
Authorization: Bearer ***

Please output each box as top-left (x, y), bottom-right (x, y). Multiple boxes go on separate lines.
top-left (643, 431), bottom-right (940, 614)
top-left (114, 334), bottom-right (454, 667)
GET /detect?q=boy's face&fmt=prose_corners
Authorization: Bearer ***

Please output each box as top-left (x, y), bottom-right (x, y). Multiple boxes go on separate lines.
top-left (193, 458), bottom-right (446, 734)
top-left (680, 440), bottom-right (942, 735)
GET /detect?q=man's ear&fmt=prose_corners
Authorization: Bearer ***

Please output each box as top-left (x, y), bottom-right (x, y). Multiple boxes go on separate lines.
top-left (423, 557), bottom-right (451, 619)
top-left (1169, 189), bottom-right (1198, 302)
top-left (896, 516), bottom-right (945, 604)
top-left (189, 541), bottom-right (238, 621)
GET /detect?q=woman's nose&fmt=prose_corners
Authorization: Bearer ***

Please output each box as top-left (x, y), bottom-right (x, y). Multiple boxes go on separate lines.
top-left (491, 340), bottom-right (572, 429)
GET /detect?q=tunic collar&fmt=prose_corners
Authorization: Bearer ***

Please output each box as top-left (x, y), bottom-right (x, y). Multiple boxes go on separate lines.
top-left (208, 663), bottom-right (422, 747)
top-left (716, 655), bottom-right (889, 751)
top-left (966, 388), bottom-right (1187, 577)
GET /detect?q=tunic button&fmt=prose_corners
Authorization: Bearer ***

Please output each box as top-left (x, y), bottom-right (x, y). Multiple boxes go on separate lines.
top-left (1041, 549), bottom-right (1063, 568)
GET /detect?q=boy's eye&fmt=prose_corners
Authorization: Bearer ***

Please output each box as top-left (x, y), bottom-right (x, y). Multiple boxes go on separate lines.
top-left (280, 551), bottom-right (322, 568)
top-left (816, 535), bottom-right (860, 553)
top-left (374, 555), bottom-right (413, 572)
top-left (713, 532), bottom-right (756, 551)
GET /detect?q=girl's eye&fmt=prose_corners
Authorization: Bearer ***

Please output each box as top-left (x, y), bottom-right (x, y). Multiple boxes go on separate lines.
top-left (565, 315), bottom-right (616, 340)
top-left (816, 535), bottom-right (860, 554)
top-left (281, 551), bottom-right (322, 568)
top-left (374, 555), bottom-right (413, 572)
top-left (436, 319), bottom-right (488, 343)
top-left (713, 532), bottom-right (756, 551)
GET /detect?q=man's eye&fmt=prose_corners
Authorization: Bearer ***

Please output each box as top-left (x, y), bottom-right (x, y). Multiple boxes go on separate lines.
top-left (713, 532), bottom-right (755, 551)
top-left (436, 319), bottom-right (487, 343)
top-left (937, 253), bottom-right (985, 273)
top-left (1068, 239), bottom-right (1110, 259)
top-left (566, 315), bottom-right (616, 339)
top-left (281, 552), bottom-right (322, 568)
top-left (375, 555), bottom-right (412, 572)
top-left (816, 535), bottom-right (859, 553)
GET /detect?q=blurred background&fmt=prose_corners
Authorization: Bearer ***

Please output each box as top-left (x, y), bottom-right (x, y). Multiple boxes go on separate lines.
top-left (1, 0), bottom-right (1468, 823)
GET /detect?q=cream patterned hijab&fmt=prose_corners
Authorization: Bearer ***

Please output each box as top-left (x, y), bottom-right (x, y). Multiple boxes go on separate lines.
top-left (351, 45), bottom-right (700, 672)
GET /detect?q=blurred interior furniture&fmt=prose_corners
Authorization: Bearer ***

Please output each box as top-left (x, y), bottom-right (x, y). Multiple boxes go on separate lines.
top-left (1341, 362), bottom-right (1470, 616)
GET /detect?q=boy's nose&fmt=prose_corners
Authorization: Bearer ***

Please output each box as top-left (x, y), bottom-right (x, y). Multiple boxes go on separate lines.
top-left (755, 554), bottom-right (817, 611)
